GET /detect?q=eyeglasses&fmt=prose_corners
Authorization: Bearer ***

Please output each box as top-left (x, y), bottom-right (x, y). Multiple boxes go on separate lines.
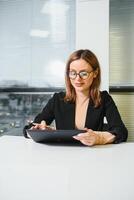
top-left (68, 70), bottom-right (93, 80)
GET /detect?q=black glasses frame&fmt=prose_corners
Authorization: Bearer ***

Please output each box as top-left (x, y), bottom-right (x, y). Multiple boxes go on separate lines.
top-left (68, 70), bottom-right (93, 80)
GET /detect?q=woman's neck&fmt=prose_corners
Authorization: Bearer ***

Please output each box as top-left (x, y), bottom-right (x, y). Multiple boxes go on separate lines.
top-left (76, 91), bottom-right (90, 102)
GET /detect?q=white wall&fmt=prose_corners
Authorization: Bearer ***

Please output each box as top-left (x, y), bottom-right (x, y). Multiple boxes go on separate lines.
top-left (76, 0), bottom-right (109, 91)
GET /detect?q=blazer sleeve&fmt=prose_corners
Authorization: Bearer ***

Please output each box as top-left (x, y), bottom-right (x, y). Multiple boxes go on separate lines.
top-left (103, 91), bottom-right (128, 143)
top-left (23, 93), bottom-right (56, 138)
top-left (33, 93), bottom-right (56, 124)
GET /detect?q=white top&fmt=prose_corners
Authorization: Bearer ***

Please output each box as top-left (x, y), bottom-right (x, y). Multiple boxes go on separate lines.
top-left (0, 135), bottom-right (134, 200)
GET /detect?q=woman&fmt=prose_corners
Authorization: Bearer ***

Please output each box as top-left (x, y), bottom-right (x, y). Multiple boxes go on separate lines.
top-left (24, 49), bottom-right (128, 146)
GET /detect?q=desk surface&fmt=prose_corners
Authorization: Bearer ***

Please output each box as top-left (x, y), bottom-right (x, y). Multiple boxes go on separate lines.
top-left (0, 135), bottom-right (134, 200)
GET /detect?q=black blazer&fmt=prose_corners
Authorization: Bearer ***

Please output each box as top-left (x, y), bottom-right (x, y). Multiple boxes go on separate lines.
top-left (24, 91), bottom-right (128, 143)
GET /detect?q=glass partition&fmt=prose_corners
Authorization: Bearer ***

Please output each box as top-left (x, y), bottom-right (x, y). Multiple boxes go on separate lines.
top-left (0, 0), bottom-right (75, 88)
top-left (0, 92), bottom-right (54, 136)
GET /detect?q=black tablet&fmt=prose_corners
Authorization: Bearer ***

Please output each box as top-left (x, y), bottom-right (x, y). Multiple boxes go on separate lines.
top-left (27, 129), bottom-right (86, 143)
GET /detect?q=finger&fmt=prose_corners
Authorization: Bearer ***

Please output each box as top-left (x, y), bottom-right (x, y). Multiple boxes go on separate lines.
top-left (73, 135), bottom-right (84, 141)
top-left (86, 129), bottom-right (94, 134)
top-left (40, 120), bottom-right (48, 130)
top-left (75, 133), bottom-right (96, 145)
top-left (73, 134), bottom-right (88, 141)
top-left (73, 136), bottom-right (90, 146)
top-left (80, 139), bottom-right (94, 146)
top-left (30, 122), bottom-right (37, 127)
top-left (30, 126), bottom-right (34, 130)
top-left (76, 132), bottom-right (90, 138)
top-left (41, 120), bottom-right (46, 125)
top-left (33, 124), bottom-right (40, 129)
top-left (32, 123), bottom-right (37, 125)
top-left (77, 131), bottom-right (89, 137)
top-left (77, 133), bottom-right (85, 137)
top-left (48, 126), bottom-right (56, 130)
top-left (73, 136), bottom-right (80, 140)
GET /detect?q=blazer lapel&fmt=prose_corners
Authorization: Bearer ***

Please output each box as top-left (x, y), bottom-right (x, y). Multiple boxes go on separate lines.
top-left (85, 101), bottom-right (96, 129)
top-left (63, 101), bottom-right (75, 129)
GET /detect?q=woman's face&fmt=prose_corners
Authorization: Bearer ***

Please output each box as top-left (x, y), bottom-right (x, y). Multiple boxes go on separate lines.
top-left (69, 59), bottom-right (96, 94)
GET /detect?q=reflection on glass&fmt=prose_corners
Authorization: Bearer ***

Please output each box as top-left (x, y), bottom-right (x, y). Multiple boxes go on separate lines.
top-left (0, 0), bottom-right (75, 88)
top-left (0, 93), bottom-right (53, 136)
top-left (30, 29), bottom-right (50, 38)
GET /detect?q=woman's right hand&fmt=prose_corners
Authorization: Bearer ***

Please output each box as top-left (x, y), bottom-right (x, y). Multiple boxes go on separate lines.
top-left (30, 120), bottom-right (55, 130)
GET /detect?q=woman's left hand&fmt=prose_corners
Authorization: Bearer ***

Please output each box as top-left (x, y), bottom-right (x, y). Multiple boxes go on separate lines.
top-left (73, 128), bottom-right (100, 146)
top-left (73, 128), bottom-right (115, 146)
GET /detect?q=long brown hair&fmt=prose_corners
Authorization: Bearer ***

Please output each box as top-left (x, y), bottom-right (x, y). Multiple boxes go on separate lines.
top-left (64, 49), bottom-right (101, 107)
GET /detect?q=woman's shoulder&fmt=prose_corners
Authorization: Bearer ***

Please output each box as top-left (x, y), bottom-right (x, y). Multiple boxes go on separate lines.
top-left (52, 91), bottom-right (66, 100)
top-left (100, 90), bottom-right (114, 104)
top-left (100, 90), bottom-right (109, 97)
top-left (100, 90), bottom-right (112, 101)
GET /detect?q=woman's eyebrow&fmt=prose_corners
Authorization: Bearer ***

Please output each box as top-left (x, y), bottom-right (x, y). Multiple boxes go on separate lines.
top-left (69, 69), bottom-right (91, 72)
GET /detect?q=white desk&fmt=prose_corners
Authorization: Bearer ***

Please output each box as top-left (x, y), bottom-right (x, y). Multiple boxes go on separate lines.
top-left (0, 135), bottom-right (134, 200)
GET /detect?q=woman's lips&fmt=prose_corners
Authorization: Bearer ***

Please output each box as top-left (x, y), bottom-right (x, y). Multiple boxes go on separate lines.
top-left (74, 83), bottom-right (84, 87)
